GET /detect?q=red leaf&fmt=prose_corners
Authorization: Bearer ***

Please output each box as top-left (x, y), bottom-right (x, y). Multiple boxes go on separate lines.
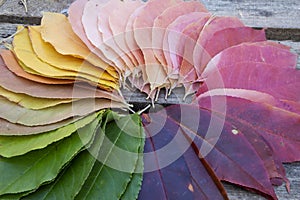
top-left (202, 41), bottom-right (297, 78)
top-left (198, 96), bottom-right (300, 163)
top-left (163, 12), bottom-right (211, 78)
top-left (139, 112), bottom-right (228, 200)
top-left (197, 62), bottom-right (300, 103)
top-left (165, 12), bottom-right (211, 84)
top-left (152, 1), bottom-right (208, 68)
top-left (197, 27), bottom-right (266, 72)
top-left (193, 16), bottom-right (244, 75)
top-left (139, 100), bottom-right (296, 199)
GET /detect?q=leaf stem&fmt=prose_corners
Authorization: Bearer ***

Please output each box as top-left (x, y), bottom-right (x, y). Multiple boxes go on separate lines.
top-left (20, 0), bottom-right (28, 13)
top-left (137, 104), bottom-right (151, 115)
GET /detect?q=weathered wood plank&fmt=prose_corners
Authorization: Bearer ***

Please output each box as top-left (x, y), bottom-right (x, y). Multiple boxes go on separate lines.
top-left (0, 0), bottom-right (299, 41)
top-left (0, 23), bottom-right (17, 39)
top-left (0, 0), bottom-right (73, 24)
top-left (202, 0), bottom-right (300, 29)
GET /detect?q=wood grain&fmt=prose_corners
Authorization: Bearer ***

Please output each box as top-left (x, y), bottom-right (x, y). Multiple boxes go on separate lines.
top-left (202, 0), bottom-right (300, 29)
top-left (0, 0), bottom-right (299, 41)
top-left (0, 0), bottom-right (73, 24)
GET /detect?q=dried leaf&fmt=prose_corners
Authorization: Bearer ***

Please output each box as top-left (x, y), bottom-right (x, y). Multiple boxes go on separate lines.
top-left (0, 58), bottom-right (124, 102)
top-left (41, 12), bottom-right (118, 78)
top-left (13, 26), bottom-right (117, 90)
top-left (0, 86), bottom-right (74, 110)
top-left (81, 0), bottom-right (127, 72)
top-left (1, 49), bottom-right (74, 84)
top-left (13, 26), bottom-right (74, 78)
top-left (108, 0), bottom-right (144, 69)
top-left (164, 12), bottom-right (212, 95)
top-left (0, 97), bottom-right (123, 126)
top-left (68, 0), bottom-right (116, 67)
top-left (125, 4), bottom-right (145, 67)
top-left (28, 26), bottom-right (116, 83)
top-left (133, 0), bottom-right (181, 91)
top-left (98, 0), bottom-right (137, 72)
top-left (164, 12), bottom-right (211, 80)
top-left (0, 116), bottom-right (82, 136)
top-left (153, 1), bottom-right (207, 69)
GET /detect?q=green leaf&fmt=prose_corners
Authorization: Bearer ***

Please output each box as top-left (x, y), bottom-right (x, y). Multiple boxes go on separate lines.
top-left (75, 111), bottom-right (143, 200)
top-left (121, 129), bottom-right (145, 200)
top-left (0, 116), bottom-right (99, 196)
top-left (0, 111), bottom-right (102, 158)
top-left (19, 116), bottom-right (106, 200)
top-left (0, 191), bottom-right (29, 200)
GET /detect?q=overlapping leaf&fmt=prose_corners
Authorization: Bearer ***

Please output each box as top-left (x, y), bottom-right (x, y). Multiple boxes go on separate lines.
top-left (139, 98), bottom-right (300, 199)
top-left (0, 111), bottom-right (101, 158)
top-left (107, 0), bottom-right (144, 71)
top-left (0, 116), bottom-right (82, 136)
top-left (75, 112), bottom-right (144, 200)
top-left (40, 12), bottom-right (118, 78)
top-left (164, 12), bottom-right (211, 82)
top-left (29, 26), bottom-right (116, 83)
top-left (0, 57), bottom-right (124, 101)
top-left (0, 0), bottom-right (299, 199)
top-left (0, 115), bottom-right (100, 196)
top-left (0, 110), bottom-right (144, 200)
top-left (0, 97), bottom-right (122, 126)
top-left (140, 112), bottom-right (228, 200)
top-left (97, 0), bottom-right (137, 73)
top-left (19, 113), bottom-right (106, 200)
top-left (1, 49), bottom-right (74, 84)
top-left (0, 85), bottom-right (74, 110)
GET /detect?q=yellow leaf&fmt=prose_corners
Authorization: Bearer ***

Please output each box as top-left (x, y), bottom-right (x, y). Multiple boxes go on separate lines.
top-left (40, 12), bottom-right (118, 79)
top-left (1, 49), bottom-right (74, 85)
top-left (29, 26), bottom-right (116, 83)
top-left (0, 86), bottom-right (75, 110)
top-left (13, 26), bottom-right (74, 78)
top-left (13, 26), bottom-right (117, 90)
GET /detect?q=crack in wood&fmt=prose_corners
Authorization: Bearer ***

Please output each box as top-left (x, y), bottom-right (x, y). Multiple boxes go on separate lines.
top-left (0, 15), bottom-right (41, 25)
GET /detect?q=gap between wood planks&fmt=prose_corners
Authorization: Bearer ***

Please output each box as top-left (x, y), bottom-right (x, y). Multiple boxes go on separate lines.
top-left (1, 15), bottom-right (299, 42)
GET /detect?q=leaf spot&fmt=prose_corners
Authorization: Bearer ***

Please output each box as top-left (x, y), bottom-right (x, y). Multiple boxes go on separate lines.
top-left (188, 183), bottom-right (194, 192)
top-left (231, 129), bottom-right (239, 135)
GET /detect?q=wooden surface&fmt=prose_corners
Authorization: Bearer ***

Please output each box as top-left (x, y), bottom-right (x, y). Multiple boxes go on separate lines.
top-left (0, 0), bottom-right (300, 199)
